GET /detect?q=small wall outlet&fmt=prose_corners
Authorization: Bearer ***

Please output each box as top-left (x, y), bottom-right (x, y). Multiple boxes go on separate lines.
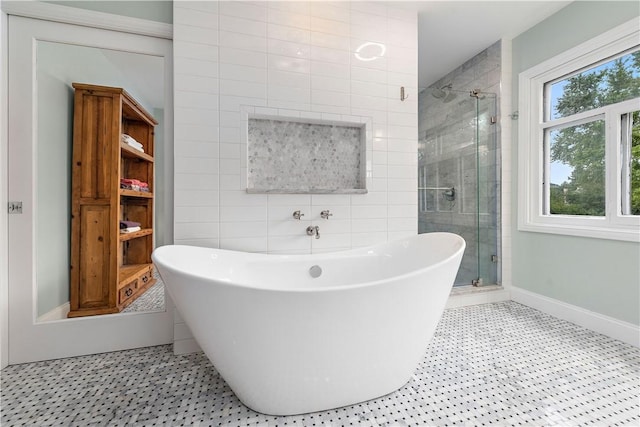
top-left (8, 201), bottom-right (22, 214)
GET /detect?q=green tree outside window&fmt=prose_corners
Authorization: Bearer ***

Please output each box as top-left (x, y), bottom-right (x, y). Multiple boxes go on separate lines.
top-left (549, 51), bottom-right (640, 216)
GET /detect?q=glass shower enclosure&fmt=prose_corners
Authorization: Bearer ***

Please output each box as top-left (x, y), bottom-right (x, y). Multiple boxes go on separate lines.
top-left (418, 89), bottom-right (500, 286)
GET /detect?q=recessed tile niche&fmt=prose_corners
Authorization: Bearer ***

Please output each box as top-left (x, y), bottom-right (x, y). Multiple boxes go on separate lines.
top-left (246, 116), bottom-right (367, 194)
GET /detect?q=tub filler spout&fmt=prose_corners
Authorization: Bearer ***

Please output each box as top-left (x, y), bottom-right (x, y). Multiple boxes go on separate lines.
top-left (306, 225), bottom-right (320, 239)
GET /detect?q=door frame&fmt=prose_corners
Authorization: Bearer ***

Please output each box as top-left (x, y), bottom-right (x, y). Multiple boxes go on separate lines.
top-left (1, 2), bottom-right (174, 366)
top-left (1, 8), bottom-right (8, 369)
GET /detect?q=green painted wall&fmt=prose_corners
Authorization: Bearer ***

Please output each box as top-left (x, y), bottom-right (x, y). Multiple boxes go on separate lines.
top-left (45, 1), bottom-right (173, 23)
top-left (512, 1), bottom-right (640, 325)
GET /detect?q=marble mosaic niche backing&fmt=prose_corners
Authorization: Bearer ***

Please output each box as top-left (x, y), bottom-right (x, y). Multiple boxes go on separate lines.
top-left (247, 117), bottom-right (366, 194)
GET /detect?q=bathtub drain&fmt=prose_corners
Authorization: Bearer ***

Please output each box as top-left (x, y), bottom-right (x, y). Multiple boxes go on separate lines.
top-left (309, 265), bottom-right (322, 278)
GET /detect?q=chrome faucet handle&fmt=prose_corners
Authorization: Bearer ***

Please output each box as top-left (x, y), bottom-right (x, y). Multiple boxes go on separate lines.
top-left (320, 210), bottom-right (333, 219)
top-left (293, 210), bottom-right (304, 220)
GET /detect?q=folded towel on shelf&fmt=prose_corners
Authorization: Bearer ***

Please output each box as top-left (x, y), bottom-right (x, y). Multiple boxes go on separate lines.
top-left (121, 134), bottom-right (142, 148)
top-left (127, 142), bottom-right (144, 153)
top-left (121, 178), bottom-right (140, 185)
top-left (120, 226), bottom-right (141, 233)
top-left (120, 220), bottom-right (141, 229)
top-left (121, 134), bottom-right (144, 152)
top-left (120, 178), bottom-right (142, 191)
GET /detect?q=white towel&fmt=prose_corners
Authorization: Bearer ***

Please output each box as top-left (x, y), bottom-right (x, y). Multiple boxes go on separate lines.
top-left (127, 141), bottom-right (144, 153)
top-left (122, 134), bottom-right (144, 150)
top-left (120, 226), bottom-right (141, 233)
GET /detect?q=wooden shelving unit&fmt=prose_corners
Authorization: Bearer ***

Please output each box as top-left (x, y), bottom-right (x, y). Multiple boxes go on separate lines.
top-left (68, 83), bottom-right (158, 317)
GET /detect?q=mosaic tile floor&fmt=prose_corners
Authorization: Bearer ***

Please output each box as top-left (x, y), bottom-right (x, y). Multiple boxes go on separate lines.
top-left (1, 302), bottom-right (638, 426)
top-left (121, 270), bottom-right (165, 314)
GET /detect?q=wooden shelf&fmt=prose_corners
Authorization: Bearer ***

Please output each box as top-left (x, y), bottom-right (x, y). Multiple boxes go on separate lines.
top-left (119, 263), bottom-right (153, 285)
top-left (119, 228), bottom-right (153, 241)
top-left (120, 189), bottom-right (153, 198)
top-left (69, 83), bottom-right (156, 317)
top-left (120, 142), bottom-right (154, 162)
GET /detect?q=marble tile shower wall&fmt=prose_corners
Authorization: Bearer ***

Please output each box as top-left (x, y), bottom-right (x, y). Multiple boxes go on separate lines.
top-left (173, 1), bottom-right (418, 354)
top-left (418, 41), bottom-right (501, 286)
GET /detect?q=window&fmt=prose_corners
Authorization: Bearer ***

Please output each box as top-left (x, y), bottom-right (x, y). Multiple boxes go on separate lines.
top-left (518, 19), bottom-right (640, 242)
top-left (621, 110), bottom-right (640, 216)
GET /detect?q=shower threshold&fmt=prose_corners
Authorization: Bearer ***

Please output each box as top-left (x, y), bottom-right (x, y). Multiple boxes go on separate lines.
top-left (450, 283), bottom-right (503, 296)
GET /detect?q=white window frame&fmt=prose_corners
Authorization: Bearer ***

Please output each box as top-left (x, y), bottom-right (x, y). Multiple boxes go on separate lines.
top-left (518, 18), bottom-right (640, 242)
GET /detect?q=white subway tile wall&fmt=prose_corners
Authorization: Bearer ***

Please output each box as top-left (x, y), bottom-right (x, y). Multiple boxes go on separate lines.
top-left (173, 1), bottom-right (418, 353)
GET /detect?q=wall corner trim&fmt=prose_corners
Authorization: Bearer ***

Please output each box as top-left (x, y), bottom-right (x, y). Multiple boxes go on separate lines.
top-left (1, 1), bottom-right (172, 40)
top-left (511, 286), bottom-right (639, 347)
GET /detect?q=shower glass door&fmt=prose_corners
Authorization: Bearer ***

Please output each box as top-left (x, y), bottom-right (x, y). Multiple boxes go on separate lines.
top-left (418, 90), bottom-right (500, 286)
top-left (476, 95), bottom-right (500, 286)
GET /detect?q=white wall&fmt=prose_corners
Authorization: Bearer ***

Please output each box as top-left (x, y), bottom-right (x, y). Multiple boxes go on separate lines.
top-left (173, 1), bottom-right (418, 353)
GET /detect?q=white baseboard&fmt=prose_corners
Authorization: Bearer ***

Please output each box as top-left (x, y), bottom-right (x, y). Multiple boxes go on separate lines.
top-left (511, 286), bottom-right (639, 347)
top-left (173, 338), bottom-right (201, 355)
top-left (36, 301), bottom-right (70, 322)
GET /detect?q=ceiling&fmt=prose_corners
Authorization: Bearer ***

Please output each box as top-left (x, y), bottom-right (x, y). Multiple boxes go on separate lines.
top-left (414, 1), bottom-right (571, 88)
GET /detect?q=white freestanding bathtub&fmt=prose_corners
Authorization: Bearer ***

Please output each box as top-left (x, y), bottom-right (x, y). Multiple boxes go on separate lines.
top-left (152, 232), bottom-right (465, 415)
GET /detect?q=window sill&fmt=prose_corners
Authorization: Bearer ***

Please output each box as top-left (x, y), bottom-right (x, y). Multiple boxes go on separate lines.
top-left (518, 220), bottom-right (640, 243)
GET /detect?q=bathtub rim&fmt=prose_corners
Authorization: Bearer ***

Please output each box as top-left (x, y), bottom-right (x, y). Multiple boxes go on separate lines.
top-left (152, 232), bottom-right (466, 294)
